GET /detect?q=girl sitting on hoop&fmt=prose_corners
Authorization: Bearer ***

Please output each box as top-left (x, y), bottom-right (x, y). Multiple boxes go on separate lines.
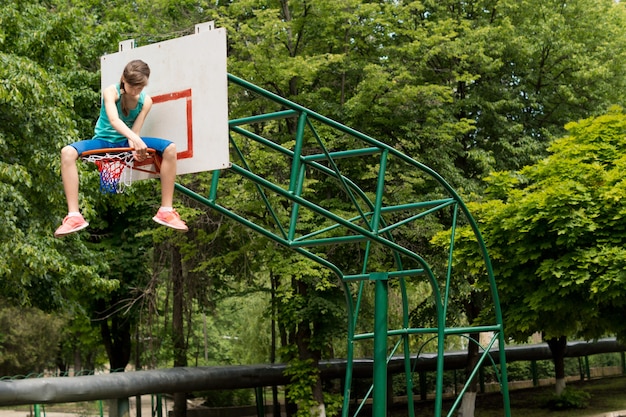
top-left (55, 59), bottom-right (188, 237)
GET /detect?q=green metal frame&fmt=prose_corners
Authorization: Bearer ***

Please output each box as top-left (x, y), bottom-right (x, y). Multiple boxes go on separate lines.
top-left (174, 74), bottom-right (511, 417)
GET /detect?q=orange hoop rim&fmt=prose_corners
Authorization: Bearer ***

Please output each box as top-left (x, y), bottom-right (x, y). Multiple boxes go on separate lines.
top-left (80, 147), bottom-right (162, 175)
top-left (80, 147), bottom-right (157, 157)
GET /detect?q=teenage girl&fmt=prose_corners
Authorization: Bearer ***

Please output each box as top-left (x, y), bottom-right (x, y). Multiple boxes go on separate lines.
top-left (55, 59), bottom-right (187, 237)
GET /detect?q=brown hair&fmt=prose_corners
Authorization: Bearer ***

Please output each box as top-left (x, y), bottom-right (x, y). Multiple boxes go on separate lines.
top-left (120, 59), bottom-right (150, 91)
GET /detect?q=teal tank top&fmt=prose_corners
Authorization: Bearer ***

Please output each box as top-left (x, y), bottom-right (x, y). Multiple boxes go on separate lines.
top-left (93, 84), bottom-right (146, 143)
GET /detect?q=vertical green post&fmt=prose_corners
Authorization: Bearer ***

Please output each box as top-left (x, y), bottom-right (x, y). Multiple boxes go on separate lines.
top-left (136, 395), bottom-right (142, 417)
top-left (255, 387), bottom-right (265, 417)
top-left (33, 404), bottom-right (41, 417)
top-left (419, 372), bottom-right (427, 401)
top-left (498, 330), bottom-right (511, 417)
top-left (341, 287), bottom-right (357, 417)
top-left (578, 357), bottom-right (584, 380)
top-left (402, 331), bottom-right (415, 417)
top-left (153, 394), bottom-right (163, 417)
top-left (209, 169), bottom-right (221, 202)
top-left (371, 272), bottom-right (389, 417)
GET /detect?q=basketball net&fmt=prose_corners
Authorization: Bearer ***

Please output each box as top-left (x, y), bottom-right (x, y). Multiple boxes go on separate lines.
top-left (82, 151), bottom-right (135, 194)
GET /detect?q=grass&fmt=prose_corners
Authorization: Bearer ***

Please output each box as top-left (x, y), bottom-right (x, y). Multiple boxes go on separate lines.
top-left (475, 376), bottom-right (626, 417)
top-left (385, 376), bottom-right (626, 417)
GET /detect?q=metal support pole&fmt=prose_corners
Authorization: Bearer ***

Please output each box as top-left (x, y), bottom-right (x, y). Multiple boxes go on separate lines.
top-left (136, 395), bottom-right (142, 417)
top-left (578, 357), bottom-right (584, 381)
top-left (109, 398), bottom-right (129, 417)
top-left (419, 372), bottom-right (427, 401)
top-left (372, 272), bottom-right (389, 417)
top-left (152, 395), bottom-right (163, 417)
top-left (255, 387), bottom-right (265, 417)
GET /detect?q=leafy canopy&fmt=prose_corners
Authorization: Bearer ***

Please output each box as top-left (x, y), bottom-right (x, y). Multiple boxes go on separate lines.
top-left (467, 107), bottom-right (626, 342)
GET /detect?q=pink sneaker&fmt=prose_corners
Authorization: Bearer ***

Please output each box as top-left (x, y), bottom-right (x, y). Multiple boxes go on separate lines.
top-left (54, 214), bottom-right (89, 237)
top-left (152, 209), bottom-right (188, 231)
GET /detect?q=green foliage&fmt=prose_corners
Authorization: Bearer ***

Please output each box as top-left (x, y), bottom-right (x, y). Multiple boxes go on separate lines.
top-left (56, 311), bottom-right (108, 373)
top-left (199, 388), bottom-right (254, 407)
top-left (0, 1), bottom-right (115, 310)
top-left (545, 387), bottom-right (591, 410)
top-left (588, 352), bottom-right (623, 368)
top-left (272, 255), bottom-right (346, 355)
top-left (482, 358), bottom-right (582, 383)
top-left (460, 107), bottom-right (626, 343)
top-left (213, 295), bottom-right (272, 365)
top-left (283, 356), bottom-right (319, 414)
top-left (283, 354), bottom-right (341, 417)
top-left (0, 305), bottom-right (65, 376)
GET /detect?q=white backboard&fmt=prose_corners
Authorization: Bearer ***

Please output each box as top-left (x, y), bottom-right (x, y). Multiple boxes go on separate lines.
top-left (100, 22), bottom-right (229, 178)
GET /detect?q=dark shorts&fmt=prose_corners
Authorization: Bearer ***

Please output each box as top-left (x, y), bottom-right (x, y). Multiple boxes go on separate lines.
top-left (70, 137), bottom-right (173, 156)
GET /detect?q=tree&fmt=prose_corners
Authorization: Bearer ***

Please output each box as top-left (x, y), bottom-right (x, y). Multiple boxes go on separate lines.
top-left (0, 0), bottom-right (176, 377)
top-left (0, 0), bottom-right (119, 313)
top-left (342, 0), bottom-right (626, 183)
top-left (0, 305), bottom-right (64, 376)
top-left (56, 312), bottom-right (108, 375)
top-left (270, 254), bottom-right (344, 417)
top-left (87, 193), bottom-right (160, 372)
top-left (458, 107), bottom-right (626, 395)
top-left (360, 1), bottom-right (626, 413)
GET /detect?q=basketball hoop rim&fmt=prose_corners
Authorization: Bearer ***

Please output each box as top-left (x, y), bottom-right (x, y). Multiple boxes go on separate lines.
top-left (80, 147), bottom-right (162, 176)
top-left (80, 147), bottom-right (158, 157)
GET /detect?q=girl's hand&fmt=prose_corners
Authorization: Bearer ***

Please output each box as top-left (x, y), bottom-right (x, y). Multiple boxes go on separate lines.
top-left (130, 136), bottom-right (148, 161)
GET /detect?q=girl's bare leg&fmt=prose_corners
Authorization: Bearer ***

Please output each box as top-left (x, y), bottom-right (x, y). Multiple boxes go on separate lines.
top-left (55, 145), bottom-right (88, 236)
top-left (60, 145), bottom-right (80, 213)
top-left (152, 143), bottom-right (187, 231)
top-left (159, 143), bottom-right (177, 207)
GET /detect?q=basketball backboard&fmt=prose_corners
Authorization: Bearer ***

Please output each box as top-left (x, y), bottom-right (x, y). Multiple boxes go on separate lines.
top-left (100, 21), bottom-right (229, 179)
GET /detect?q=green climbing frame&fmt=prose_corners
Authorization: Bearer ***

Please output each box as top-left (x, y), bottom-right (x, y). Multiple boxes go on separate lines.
top-left (174, 74), bottom-right (511, 417)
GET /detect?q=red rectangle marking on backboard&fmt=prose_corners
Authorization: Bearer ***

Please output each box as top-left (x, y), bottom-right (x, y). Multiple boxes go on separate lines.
top-left (151, 89), bottom-right (193, 159)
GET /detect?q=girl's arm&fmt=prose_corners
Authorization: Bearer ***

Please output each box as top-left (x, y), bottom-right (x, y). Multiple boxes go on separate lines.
top-left (102, 85), bottom-right (148, 158)
top-left (131, 95), bottom-right (153, 135)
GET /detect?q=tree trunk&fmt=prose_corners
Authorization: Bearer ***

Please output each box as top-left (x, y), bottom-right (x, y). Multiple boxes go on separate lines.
top-left (284, 325), bottom-right (297, 417)
top-left (546, 335), bottom-right (568, 395)
top-left (270, 272), bottom-right (282, 417)
top-left (55, 359), bottom-right (68, 377)
top-left (172, 247), bottom-right (187, 417)
top-left (458, 287), bottom-right (483, 417)
top-left (97, 298), bottom-right (132, 372)
top-left (295, 279), bottom-right (326, 417)
top-left (136, 327), bottom-right (142, 417)
top-left (74, 350), bottom-right (82, 375)
top-left (457, 331), bottom-right (480, 417)
top-left (458, 392), bottom-right (477, 417)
